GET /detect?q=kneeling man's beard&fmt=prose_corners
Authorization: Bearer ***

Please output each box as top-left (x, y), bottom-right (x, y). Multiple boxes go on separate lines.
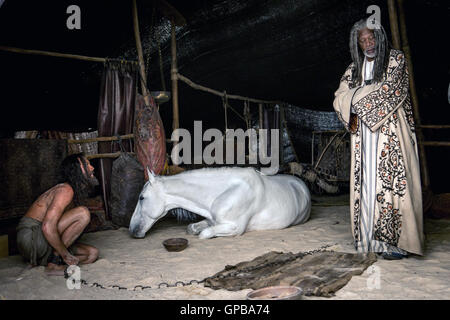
top-left (87, 174), bottom-right (100, 188)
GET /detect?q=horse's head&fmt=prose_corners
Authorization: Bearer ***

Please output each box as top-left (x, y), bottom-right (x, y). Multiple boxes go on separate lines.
top-left (129, 167), bottom-right (166, 238)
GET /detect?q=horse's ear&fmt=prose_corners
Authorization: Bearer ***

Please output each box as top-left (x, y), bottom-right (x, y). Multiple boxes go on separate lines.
top-left (146, 166), bottom-right (156, 183)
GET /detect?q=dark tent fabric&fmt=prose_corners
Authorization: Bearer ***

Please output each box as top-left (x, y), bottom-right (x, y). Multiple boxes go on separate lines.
top-left (97, 61), bottom-right (138, 219)
top-left (0, 139), bottom-right (68, 221)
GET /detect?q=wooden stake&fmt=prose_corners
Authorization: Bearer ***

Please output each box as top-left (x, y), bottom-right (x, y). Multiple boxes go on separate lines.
top-left (132, 0), bottom-right (150, 106)
top-left (397, 0), bottom-right (430, 189)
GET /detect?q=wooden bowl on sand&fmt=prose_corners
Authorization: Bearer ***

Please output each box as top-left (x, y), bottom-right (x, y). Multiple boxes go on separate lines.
top-left (162, 238), bottom-right (188, 252)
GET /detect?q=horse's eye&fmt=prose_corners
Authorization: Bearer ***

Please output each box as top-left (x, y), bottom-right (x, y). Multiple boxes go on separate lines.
top-left (139, 195), bottom-right (144, 201)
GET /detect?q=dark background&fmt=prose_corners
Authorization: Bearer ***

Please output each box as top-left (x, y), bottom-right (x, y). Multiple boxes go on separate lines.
top-left (0, 0), bottom-right (449, 193)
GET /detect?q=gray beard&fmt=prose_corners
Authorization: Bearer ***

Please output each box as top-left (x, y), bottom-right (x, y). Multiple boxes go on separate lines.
top-left (364, 49), bottom-right (377, 59)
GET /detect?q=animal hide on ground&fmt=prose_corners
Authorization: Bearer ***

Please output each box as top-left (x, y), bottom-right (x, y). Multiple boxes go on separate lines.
top-left (204, 250), bottom-right (377, 297)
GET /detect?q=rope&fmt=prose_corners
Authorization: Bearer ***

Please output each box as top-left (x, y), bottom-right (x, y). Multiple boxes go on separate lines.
top-left (244, 100), bottom-right (251, 129)
top-left (227, 103), bottom-right (247, 123)
top-left (222, 92), bottom-right (228, 131)
top-left (280, 105), bottom-right (300, 163)
top-left (157, 32), bottom-right (167, 91)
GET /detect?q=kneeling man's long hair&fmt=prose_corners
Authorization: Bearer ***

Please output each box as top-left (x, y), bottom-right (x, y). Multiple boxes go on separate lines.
top-left (59, 153), bottom-right (98, 205)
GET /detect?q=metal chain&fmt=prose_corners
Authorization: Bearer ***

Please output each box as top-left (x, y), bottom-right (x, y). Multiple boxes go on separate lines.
top-left (66, 244), bottom-right (337, 292)
top-left (68, 277), bottom-right (207, 292)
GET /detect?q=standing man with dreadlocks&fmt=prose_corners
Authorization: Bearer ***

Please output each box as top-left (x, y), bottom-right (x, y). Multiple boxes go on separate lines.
top-left (16, 153), bottom-right (99, 275)
top-left (333, 18), bottom-right (424, 259)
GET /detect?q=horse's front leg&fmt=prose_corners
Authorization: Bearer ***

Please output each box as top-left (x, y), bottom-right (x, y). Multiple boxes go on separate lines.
top-left (187, 219), bottom-right (211, 235)
top-left (198, 222), bottom-right (240, 239)
top-left (198, 182), bottom-right (255, 239)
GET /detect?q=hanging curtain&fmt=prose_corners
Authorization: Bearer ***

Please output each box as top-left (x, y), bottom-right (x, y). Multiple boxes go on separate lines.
top-left (97, 60), bottom-right (138, 219)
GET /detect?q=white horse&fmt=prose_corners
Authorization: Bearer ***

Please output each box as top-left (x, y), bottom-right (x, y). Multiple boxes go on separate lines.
top-left (129, 167), bottom-right (311, 239)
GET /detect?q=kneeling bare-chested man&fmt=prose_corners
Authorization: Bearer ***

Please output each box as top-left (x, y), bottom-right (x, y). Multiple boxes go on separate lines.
top-left (16, 153), bottom-right (99, 275)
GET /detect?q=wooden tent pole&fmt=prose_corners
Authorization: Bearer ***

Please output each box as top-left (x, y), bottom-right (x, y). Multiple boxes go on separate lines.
top-left (387, 0), bottom-right (402, 50)
top-left (397, 0), bottom-right (430, 190)
top-left (132, 0), bottom-right (150, 106)
top-left (171, 18), bottom-right (180, 134)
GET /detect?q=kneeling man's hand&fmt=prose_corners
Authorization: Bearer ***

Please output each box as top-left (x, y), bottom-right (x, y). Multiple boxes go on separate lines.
top-left (63, 253), bottom-right (79, 266)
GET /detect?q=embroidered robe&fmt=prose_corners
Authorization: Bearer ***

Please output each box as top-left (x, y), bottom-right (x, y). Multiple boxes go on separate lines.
top-left (333, 49), bottom-right (424, 255)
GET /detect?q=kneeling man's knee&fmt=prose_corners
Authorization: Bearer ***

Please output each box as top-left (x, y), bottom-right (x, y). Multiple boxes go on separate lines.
top-left (89, 247), bottom-right (99, 263)
top-left (77, 206), bottom-right (91, 224)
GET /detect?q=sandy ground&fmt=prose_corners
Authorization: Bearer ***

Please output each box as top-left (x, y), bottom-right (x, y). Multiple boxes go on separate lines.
top-left (0, 194), bottom-right (449, 300)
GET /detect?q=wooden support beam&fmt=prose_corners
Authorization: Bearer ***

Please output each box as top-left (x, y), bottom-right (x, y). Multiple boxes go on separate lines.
top-left (176, 73), bottom-right (281, 105)
top-left (171, 18), bottom-right (180, 134)
top-left (397, 0), bottom-right (430, 190)
top-left (422, 141), bottom-right (450, 147)
top-left (132, 0), bottom-right (150, 106)
top-left (67, 134), bottom-right (134, 144)
top-left (0, 45), bottom-right (138, 65)
top-left (418, 125), bottom-right (450, 129)
top-left (86, 152), bottom-right (135, 160)
top-left (387, 0), bottom-right (402, 50)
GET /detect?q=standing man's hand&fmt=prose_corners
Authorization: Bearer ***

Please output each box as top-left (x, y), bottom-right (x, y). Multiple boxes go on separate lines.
top-left (349, 113), bottom-right (358, 133)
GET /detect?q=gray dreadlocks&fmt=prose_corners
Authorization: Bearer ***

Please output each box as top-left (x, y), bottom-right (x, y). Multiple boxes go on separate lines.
top-left (349, 18), bottom-right (390, 86)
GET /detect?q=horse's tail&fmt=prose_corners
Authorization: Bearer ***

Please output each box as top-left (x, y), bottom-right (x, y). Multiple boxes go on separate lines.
top-left (169, 208), bottom-right (201, 222)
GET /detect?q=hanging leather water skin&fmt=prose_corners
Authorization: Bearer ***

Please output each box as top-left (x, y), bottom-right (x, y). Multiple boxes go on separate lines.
top-left (133, 94), bottom-right (166, 180)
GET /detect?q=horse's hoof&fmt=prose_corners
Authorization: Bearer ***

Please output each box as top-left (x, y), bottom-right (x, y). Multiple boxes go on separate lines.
top-left (199, 229), bottom-right (214, 239)
top-left (186, 224), bottom-right (198, 235)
